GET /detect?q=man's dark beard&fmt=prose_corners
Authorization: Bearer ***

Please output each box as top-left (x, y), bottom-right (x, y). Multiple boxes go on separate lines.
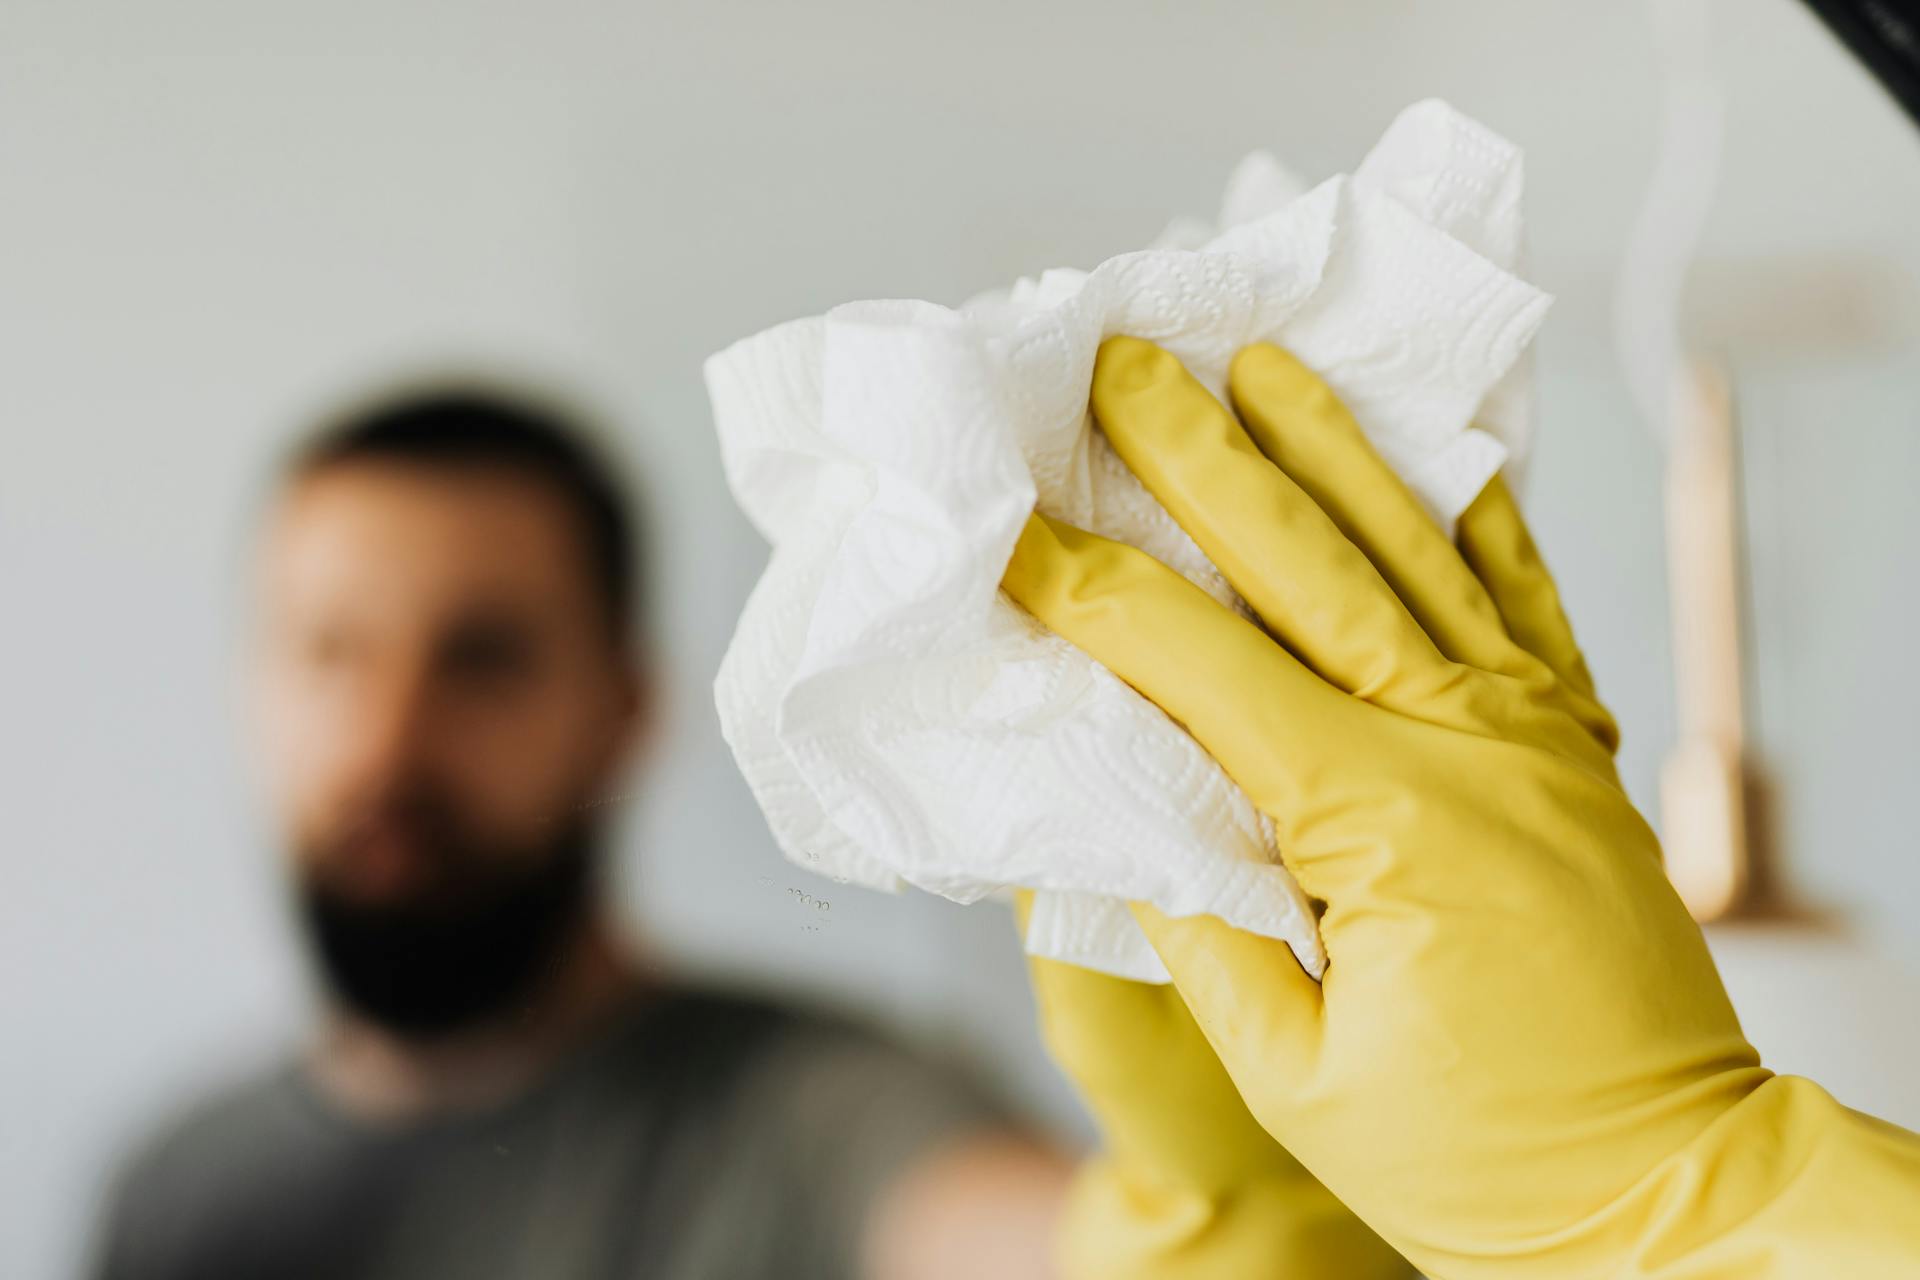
top-left (296, 814), bottom-right (599, 1038)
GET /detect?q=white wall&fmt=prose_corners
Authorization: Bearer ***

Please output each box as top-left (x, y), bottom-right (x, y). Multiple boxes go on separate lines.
top-left (4, 2), bottom-right (1918, 1275)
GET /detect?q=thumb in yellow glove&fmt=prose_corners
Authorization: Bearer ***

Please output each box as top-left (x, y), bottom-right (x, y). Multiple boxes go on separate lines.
top-left (1002, 336), bottom-right (1920, 1278)
top-left (1014, 889), bottom-right (1410, 1280)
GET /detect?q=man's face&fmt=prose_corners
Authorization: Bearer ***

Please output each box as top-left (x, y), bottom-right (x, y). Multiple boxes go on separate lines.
top-left (249, 460), bottom-right (642, 1027)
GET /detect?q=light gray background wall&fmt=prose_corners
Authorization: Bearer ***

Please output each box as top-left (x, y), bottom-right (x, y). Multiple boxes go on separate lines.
top-left (5, 2), bottom-right (1918, 1275)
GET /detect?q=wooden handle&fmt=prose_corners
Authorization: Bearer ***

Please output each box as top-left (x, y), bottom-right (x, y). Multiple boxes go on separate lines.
top-left (1660, 361), bottom-right (1751, 921)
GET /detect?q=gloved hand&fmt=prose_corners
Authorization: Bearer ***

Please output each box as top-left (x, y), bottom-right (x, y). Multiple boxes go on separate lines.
top-left (1014, 890), bottom-right (1410, 1279)
top-left (1001, 336), bottom-right (1920, 1278)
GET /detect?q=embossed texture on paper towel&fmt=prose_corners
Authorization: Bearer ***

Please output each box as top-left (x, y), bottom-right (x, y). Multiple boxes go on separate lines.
top-left (704, 100), bottom-right (1549, 981)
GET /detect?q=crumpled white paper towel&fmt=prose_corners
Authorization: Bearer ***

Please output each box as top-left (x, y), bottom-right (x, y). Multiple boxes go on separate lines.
top-left (705, 99), bottom-right (1549, 981)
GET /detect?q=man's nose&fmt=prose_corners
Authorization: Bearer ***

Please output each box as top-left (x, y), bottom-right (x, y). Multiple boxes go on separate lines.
top-left (342, 659), bottom-right (438, 787)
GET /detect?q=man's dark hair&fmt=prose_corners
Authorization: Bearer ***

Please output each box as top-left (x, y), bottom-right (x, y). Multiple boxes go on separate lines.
top-left (287, 384), bottom-right (644, 645)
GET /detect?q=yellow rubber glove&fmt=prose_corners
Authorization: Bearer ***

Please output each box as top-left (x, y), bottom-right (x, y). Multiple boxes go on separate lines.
top-left (1015, 890), bottom-right (1411, 1280)
top-left (1001, 336), bottom-right (1920, 1279)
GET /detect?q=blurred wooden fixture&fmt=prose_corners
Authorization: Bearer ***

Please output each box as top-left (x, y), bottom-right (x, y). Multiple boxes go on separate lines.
top-left (1660, 361), bottom-right (1751, 922)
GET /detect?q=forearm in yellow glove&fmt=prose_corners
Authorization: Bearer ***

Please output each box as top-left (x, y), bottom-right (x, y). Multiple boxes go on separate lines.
top-left (1014, 890), bottom-right (1411, 1280)
top-left (1001, 336), bottom-right (1920, 1279)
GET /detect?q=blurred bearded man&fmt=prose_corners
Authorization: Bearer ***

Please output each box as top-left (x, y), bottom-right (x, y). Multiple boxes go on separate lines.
top-left (89, 386), bottom-right (1070, 1280)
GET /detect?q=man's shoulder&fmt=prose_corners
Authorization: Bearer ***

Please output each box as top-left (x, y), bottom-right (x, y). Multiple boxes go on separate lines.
top-left (632, 983), bottom-right (1012, 1276)
top-left (588, 980), bottom-right (987, 1138)
top-left (91, 1056), bottom-right (330, 1279)
top-left (108, 1056), bottom-right (319, 1212)
top-left (649, 981), bottom-right (1004, 1127)
top-left (592, 982), bottom-right (858, 1091)
top-left (636, 981), bottom-right (922, 1078)
top-left (645, 982), bottom-right (860, 1040)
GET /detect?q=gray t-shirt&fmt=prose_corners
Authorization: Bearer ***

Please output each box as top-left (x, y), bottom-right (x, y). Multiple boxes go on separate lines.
top-left (92, 988), bottom-right (1005, 1280)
